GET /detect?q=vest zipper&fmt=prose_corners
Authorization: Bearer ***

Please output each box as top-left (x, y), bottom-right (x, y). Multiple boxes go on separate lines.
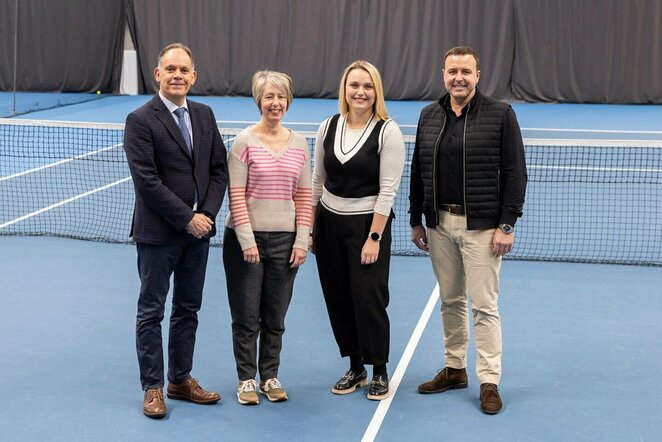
top-left (432, 105), bottom-right (446, 225)
top-left (462, 101), bottom-right (471, 225)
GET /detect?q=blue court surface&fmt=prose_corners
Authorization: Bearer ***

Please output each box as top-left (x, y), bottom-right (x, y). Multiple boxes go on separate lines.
top-left (9, 93), bottom-right (662, 139)
top-left (1, 95), bottom-right (662, 441)
top-left (1, 236), bottom-right (661, 441)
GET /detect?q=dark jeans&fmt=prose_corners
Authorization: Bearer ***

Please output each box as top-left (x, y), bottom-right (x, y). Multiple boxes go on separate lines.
top-left (313, 206), bottom-right (392, 366)
top-left (223, 228), bottom-right (298, 381)
top-left (135, 236), bottom-right (210, 390)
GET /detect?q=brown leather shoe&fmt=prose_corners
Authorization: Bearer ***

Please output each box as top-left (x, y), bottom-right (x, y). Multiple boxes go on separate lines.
top-left (417, 367), bottom-right (468, 394)
top-left (167, 378), bottom-right (221, 404)
top-left (143, 388), bottom-right (167, 418)
top-left (480, 383), bottom-right (503, 414)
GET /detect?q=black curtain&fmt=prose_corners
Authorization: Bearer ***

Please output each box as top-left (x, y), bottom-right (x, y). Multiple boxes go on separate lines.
top-left (125, 0), bottom-right (231, 95)
top-left (3, 0), bottom-right (661, 103)
top-left (0, 0), bottom-right (125, 93)
top-left (512, 0), bottom-right (662, 103)
top-left (126, 0), bottom-right (515, 100)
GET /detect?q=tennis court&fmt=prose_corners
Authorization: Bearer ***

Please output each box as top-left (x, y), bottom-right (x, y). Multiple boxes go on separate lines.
top-left (1, 94), bottom-right (661, 441)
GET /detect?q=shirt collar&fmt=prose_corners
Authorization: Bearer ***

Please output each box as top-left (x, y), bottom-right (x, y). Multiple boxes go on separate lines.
top-left (441, 91), bottom-right (478, 117)
top-left (159, 92), bottom-right (189, 114)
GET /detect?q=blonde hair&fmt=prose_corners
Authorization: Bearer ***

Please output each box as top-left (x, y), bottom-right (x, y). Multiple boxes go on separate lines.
top-left (251, 70), bottom-right (294, 112)
top-left (338, 60), bottom-right (389, 121)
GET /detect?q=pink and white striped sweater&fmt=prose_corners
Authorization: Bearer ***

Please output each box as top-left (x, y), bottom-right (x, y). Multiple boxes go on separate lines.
top-left (225, 127), bottom-right (312, 251)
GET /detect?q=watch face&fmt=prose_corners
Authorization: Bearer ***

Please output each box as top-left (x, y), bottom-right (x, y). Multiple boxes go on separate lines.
top-left (500, 224), bottom-right (514, 234)
top-left (370, 232), bottom-right (381, 241)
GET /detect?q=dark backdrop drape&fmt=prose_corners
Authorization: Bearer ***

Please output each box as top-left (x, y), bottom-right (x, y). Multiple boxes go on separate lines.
top-left (511, 0), bottom-right (662, 103)
top-left (3, 0), bottom-right (661, 103)
top-left (0, 0), bottom-right (125, 93)
top-left (126, 0), bottom-right (515, 100)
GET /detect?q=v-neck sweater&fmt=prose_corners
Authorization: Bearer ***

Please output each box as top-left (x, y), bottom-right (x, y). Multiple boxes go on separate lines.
top-left (225, 127), bottom-right (312, 250)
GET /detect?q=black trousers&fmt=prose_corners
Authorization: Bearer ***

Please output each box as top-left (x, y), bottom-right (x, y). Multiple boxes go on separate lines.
top-left (223, 228), bottom-right (298, 381)
top-left (135, 236), bottom-right (210, 390)
top-left (313, 206), bottom-right (392, 366)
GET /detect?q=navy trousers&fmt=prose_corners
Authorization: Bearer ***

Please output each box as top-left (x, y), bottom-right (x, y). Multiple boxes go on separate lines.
top-left (135, 236), bottom-right (210, 390)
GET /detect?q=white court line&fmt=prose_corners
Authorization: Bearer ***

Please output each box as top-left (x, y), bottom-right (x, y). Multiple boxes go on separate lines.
top-left (0, 177), bottom-right (132, 229)
top-left (523, 127), bottom-right (662, 135)
top-left (529, 165), bottom-right (662, 173)
top-left (361, 284), bottom-right (440, 442)
top-left (0, 143), bottom-right (123, 182)
top-left (215, 120), bottom-right (662, 136)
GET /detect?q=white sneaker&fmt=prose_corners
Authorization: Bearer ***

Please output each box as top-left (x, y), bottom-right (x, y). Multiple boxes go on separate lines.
top-left (237, 379), bottom-right (259, 405)
top-left (259, 378), bottom-right (288, 402)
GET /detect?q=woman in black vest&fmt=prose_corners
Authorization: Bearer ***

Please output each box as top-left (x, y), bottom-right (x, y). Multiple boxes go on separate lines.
top-left (309, 60), bottom-right (405, 400)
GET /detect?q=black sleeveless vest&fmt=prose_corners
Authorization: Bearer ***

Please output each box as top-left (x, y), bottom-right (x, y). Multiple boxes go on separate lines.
top-left (322, 114), bottom-right (385, 198)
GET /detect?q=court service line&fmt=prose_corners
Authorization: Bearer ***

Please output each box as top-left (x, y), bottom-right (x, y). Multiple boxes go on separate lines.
top-left (522, 127), bottom-right (662, 135)
top-left (0, 143), bottom-right (124, 182)
top-left (0, 177), bottom-right (132, 229)
top-left (529, 164), bottom-right (662, 173)
top-left (361, 284), bottom-right (440, 442)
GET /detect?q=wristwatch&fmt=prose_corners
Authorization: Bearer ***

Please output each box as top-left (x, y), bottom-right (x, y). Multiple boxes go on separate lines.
top-left (369, 232), bottom-right (382, 242)
top-left (498, 224), bottom-right (514, 234)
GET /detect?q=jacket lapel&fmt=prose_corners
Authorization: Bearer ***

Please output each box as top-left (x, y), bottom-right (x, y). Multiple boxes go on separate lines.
top-left (152, 96), bottom-right (193, 159)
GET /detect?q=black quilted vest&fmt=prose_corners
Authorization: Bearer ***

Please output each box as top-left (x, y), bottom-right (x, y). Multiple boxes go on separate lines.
top-left (411, 90), bottom-right (510, 230)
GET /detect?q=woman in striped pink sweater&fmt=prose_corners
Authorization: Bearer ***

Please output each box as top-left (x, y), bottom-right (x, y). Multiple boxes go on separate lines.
top-left (223, 71), bottom-right (312, 405)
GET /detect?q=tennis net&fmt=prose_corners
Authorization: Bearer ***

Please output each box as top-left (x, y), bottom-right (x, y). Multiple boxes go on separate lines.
top-left (1, 119), bottom-right (661, 266)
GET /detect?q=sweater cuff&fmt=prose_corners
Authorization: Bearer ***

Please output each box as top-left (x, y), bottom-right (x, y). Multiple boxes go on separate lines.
top-left (234, 225), bottom-right (257, 250)
top-left (293, 225), bottom-right (310, 250)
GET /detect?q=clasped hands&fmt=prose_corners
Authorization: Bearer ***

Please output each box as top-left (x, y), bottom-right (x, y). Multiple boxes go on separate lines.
top-left (185, 213), bottom-right (214, 239)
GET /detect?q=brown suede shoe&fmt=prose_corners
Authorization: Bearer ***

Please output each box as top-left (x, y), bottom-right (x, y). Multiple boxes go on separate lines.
top-left (417, 367), bottom-right (468, 394)
top-left (143, 388), bottom-right (167, 419)
top-left (480, 383), bottom-right (503, 415)
top-left (167, 378), bottom-right (221, 404)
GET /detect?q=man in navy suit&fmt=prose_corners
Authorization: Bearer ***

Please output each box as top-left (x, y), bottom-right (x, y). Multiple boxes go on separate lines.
top-left (123, 43), bottom-right (227, 419)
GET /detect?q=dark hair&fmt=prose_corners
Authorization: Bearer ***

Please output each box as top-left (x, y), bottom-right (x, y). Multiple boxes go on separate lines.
top-left (157, 43), bottom-right (195, 68)
top-left (443, 46), bottom-right (480, 71)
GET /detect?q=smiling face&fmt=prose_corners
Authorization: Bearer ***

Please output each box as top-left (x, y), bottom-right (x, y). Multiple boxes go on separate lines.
top-left (154, 47), bottom-right (197, 106)
top-left (259, 82), bottom-right (288, 124)
top-left (443, 54), bottom-right (480, 107)
top-left (344, 68), bottom-right (376, 115)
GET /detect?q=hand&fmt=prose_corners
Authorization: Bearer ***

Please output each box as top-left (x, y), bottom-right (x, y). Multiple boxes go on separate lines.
top-left (492, 229), bottom-right (514, 256)
top-left (185, 213), bottom-right (214, 239)
top-left (411, 225), bottom-right (429, 252)
top-left (289, 248), bottom-right (307, 268)
top-left (243, 246), bottom-right (260, 264)
top-left (361, 238), bottom-right (380, 265)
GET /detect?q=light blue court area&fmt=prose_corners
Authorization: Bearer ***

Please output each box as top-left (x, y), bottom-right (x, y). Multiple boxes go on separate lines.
top-left (8, 94), bottom-right (662, 139)
top-left (1, 236), bottom-right (661, 441)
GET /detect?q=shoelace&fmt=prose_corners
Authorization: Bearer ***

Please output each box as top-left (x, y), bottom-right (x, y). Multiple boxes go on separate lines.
top-left (147, 389), bottom-right (164, 402)
top-left (239, 380), bottom-right (257, 392)
top-left (264, 378), bottom-right (282, 391)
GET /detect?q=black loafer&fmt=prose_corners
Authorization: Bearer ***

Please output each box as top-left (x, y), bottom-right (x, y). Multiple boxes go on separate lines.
top-left (367, 375), bottom-right (389, 400)
top-left (331, 369), bottom-right (368, 395)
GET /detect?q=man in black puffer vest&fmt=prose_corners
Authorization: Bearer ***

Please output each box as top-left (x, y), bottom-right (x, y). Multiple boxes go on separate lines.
top-left (409, 46), bottom-right (527, 415)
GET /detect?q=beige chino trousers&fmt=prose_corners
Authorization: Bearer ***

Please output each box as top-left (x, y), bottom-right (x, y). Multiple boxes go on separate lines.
top-left (428, 211), bottom-right (502, 385)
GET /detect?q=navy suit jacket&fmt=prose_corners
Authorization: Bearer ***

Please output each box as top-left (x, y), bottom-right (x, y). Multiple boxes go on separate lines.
top-left (124, 95), bottom-right (228, 245)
